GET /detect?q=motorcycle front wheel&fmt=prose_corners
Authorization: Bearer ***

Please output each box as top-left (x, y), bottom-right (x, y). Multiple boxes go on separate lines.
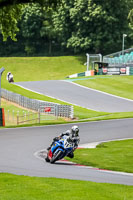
top-left (50, 150), bottom-right (62, 164)
top-left (45, 156), bottom-right (50, 162)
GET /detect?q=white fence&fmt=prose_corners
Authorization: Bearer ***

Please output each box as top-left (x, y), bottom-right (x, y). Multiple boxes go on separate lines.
top-left (5, 109), bottom-right (56, 125)
top-left (5, 110), bottom-right (39, 126)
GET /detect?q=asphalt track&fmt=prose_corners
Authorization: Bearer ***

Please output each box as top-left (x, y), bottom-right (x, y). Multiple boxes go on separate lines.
top-left (0, 119), bottom-right (133, 185)
top-left (15, 80), bottom-right (133, 112)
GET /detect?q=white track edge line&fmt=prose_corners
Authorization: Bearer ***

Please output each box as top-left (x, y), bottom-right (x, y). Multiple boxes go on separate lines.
top-left (14, 83), bottom-right (100, 112)
top-left (63, 80), bottom-right (133, 102)
top-left (34, 144), bottom-right (133, 177)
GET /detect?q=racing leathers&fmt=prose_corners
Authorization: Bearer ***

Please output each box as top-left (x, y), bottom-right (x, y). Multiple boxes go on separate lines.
top-left (47, 130), bottom-right (80, 158)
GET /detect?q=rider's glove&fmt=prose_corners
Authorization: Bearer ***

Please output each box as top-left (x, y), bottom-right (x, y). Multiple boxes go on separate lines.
top-left (53, 137), bottom-right (60, 141)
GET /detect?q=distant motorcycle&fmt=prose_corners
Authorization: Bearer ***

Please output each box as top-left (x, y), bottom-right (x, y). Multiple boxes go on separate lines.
top-left (9, 77), bottom-right (14, 83)
top-left (45, 135), bottom-right (76, 164)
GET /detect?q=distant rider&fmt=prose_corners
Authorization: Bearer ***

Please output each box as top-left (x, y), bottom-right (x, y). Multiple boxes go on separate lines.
top-left (47, 125), bottom-right (80, 158)
top-left (6, 72), bottom-right (14, 83)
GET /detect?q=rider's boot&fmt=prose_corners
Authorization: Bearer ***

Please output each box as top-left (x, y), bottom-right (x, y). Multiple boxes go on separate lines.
top-left (67, 151), bottom-right (74, 158)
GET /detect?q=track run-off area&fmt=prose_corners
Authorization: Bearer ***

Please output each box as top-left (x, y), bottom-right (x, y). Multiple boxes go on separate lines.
top-left (0, 80), bottom-right (133, 185)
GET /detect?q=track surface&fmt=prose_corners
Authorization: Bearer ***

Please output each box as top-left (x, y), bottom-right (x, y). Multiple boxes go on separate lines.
top-left (0, 119), bottom-right (133, 185)
top-left (16, 80), bottom-right (133, 112)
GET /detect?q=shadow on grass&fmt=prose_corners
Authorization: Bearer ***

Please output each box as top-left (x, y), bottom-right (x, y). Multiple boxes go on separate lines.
top-left (75, 55), bottom-right (86, 65)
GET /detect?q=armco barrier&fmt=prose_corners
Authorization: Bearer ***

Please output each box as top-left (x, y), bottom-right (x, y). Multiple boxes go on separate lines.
top-left (1, 89), bottom-right (73, 119)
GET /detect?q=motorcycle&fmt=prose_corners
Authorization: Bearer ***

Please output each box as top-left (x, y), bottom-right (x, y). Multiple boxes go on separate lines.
top-left (9, 77), bottom-right (14, 83)
top-left (45, 135), bottom-right (76, 164)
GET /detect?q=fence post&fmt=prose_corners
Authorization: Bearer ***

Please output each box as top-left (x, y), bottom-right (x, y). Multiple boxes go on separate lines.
top-left (28, 111), bottom-right (30, 121)
top-left (7, 110), bottom-right (9, 121)
top-left (17, 111), bottom-right (19, 125)
top-left (17, 116), bottom-right (19, 125)
top-left (25, 112), bottom-right (26, 124)
top-left (70, 106), bottom-right (74, 119)
top-left (38, 110), bottom-right (40, 123)
top-left (12, 110), bottom-right (14, 121)
top-left (2, 88), bottom-right (74, 120)
top-left (55, 105), bottom-right (58, 119)
top-left (23, 111), bottom-right (25, 123)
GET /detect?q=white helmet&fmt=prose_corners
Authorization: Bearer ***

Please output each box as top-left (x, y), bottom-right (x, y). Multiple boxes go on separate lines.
top-left (71, 125), bottom-right (79, 137)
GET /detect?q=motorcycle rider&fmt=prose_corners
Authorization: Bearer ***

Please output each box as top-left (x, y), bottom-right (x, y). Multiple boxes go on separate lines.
top-left (6, 72), bottom-right (14, 83)
top-left (47, 125), bottom-right (80, 158)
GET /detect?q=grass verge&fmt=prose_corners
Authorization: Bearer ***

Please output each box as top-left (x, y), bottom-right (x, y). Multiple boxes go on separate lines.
top-left (2, 94), bottom-right (133, 128)
top-left (1, 57), bottom-right (133, 126)
top-left (66, 139), bottom-right (133, 173)
top-left (1, 84), bottom-right (108, 125)
top-left (0, 173), bottom-right (133, 200)
top-left (75, 75), bottom-right (133, 100)
top-left (1, 56), bottom-right (86, 84)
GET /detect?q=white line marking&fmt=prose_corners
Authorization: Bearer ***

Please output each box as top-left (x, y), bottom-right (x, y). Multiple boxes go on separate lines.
top-left (15, 83), bottom-right (100, 111)
top-left (63, 80), bottom-right (133, 102)
top-left (34, 141), bottom-right (133, 177)
top-left (34, 149), bottom-right (46, 162)
top-left (79, 138), bottom-right (133, 148)
top-left (75, 165), bottom-right (133, 177)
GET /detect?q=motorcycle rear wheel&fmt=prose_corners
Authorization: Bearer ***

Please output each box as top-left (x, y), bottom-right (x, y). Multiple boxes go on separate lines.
top-left (50, 150), bottom-right (62, 164)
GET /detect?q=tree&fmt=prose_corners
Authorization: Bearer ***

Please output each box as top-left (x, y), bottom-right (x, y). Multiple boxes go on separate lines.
top-left (0, 0), bottom-right (59, 8)
top-left (0, 0), bottom-right (60, 41)
top-left (128, 9), bottom-right (133, 30)
top-left (52, 0), bottom-right (74, 52)
top-left (40, 8), bottom-right (56, 55)
top-left (128, 9), bottom-right (133, 41)
top-left (20, 3), bottom-right (57, 55)
top-left (20, 4), bottom-right (44, 55)
top-left (53, 0), bottom-right (132, 54)
top-left (0, 4), bottom-right (23, 41)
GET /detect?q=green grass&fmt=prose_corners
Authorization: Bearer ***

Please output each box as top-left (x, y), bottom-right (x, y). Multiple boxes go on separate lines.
top-left (1, 96), bottom-right (109, 127)
top-left (84, 111), bottom-right (133, 121)
top-left (1, 98), bottom-right (36, 126)
top-left (1, 98), bottom-right (69, 126)
top-left (0, 56), bottom-right (109, 123)
top-left (0, 173), bottom-right (133, 200)
top-left (2, 83), bottom-right (66, 104)
top-left (2, 82), bottom-right (133, 127)
top-left (66, 139), bottom-right (133, 173)
top-left (75, 75), bottom-right (133, 100)
top-left (1, 57), bottom-right (133, 126)
top-left (1, 57), bottom-right (133, 193)
top-left (1, 56), bottom-right (86, 83)
top-left (1, 83), bottom-right (108, 124)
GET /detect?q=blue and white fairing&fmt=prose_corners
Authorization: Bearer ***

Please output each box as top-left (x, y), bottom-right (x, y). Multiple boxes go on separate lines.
top-left (51, 135), bottom-right (74, 160)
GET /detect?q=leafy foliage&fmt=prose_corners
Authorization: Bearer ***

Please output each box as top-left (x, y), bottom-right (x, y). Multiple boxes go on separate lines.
top-left (128, 9), bottom-right (133, 30)
top-left (0, 0), bottom-right (59, 8)
top-left (20, 4), bottom-right (44, 55)
top-left (0, 4), bottom-right (23, 41)
top-left (53, 0), bottom-right (131, 54)
top-left (0, 0), bottom-right (132, 55)
top-left (0, 0), bottom-right (59, 41)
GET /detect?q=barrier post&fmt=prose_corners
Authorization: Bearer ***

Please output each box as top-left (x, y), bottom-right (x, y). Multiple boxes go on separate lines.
top-left (38, 111), bottom-right (40, 123)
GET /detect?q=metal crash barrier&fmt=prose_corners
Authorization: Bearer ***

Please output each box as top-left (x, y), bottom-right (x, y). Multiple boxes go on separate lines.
top-left (1, 89), bottom-right (74, 119)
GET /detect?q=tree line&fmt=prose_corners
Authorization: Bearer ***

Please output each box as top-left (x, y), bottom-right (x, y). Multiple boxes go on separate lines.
top-left (0, 0), bottom-right (133, 56)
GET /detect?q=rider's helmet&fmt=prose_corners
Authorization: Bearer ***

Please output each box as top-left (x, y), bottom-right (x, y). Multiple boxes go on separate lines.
top-left (71, 125), bottom-right (79, 138)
